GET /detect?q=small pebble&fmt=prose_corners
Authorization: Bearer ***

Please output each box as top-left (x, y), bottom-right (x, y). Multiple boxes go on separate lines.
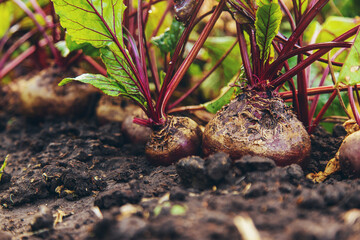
top-left (94, 188), bottom-right (142, 209)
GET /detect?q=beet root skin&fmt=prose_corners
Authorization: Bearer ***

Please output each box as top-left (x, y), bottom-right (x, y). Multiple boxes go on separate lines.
top-left (121, 108), bottom-right (152, 145)
top-left (5, 66), bottom-right (97, 118)
top-left (174, 0), bottom-right (197, 23)
top-left (96, 95), bottom-right (138, 125)
top-left (145, 116), bottom-right (202, 166)
top-left (202, 92), bottom-right (311, 166)
top-left (339, 130), bottom-right (360, 178)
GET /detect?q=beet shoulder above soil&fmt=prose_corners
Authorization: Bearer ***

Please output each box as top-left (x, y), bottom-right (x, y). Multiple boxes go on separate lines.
top-left (1, 113), bottom-right (360, 240)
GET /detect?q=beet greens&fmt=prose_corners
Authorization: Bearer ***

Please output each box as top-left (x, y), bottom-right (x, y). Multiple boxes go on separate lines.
top-left (0, 0), bottom-right (105, 80)
top-left (0, 155), bottom-right (8, 182)
top-left (0, 0), bottom-right (60, 78)
top-left (227, 0), bottom-right (359, 130)
top-left (54, 0), bottom-right (226, 127)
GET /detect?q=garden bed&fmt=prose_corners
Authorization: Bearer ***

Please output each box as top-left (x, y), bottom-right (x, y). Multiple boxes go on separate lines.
top-left (1, 112), bottom-right (360, 240)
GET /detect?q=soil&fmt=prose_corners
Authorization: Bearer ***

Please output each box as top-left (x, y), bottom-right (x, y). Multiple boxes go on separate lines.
top-left (1, 109), bottom-right (360, 240)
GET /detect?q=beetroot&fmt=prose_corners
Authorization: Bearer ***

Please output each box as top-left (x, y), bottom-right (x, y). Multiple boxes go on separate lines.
top-left (145, 116), bottom-right (202, 165)
top-left (5, 66), bottom-right (97, 118)
top-left (174, 0), bottom-right (197, 23)
top-left (306, 120), bottom-right (359, 182)
top-left (339, 130), bottom-right (360, 178)
top-left (122, 109), bottom-right (152, 145)
top-left (96, 95), bottom-right (138, 125)
top-left (202, 91), bottom-right (311, 166)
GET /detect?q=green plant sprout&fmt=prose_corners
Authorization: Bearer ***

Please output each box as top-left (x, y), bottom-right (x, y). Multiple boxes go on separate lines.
top-left (0, 154), bottom-right (9, 182)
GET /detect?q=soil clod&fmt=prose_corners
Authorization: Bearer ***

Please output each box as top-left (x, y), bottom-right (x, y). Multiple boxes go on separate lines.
top-left (1, 114), bottom-right (360, 239)
top-left (176, 156), bottom-right (209, 189)
top-left (205, 152), bottom-right (232, 183)
top-left (94, 188), bottom-right (142, 210)
top-left (234, 155), bottom-right (276, 173)
top-left (31, 206), bottom-right (54, 232)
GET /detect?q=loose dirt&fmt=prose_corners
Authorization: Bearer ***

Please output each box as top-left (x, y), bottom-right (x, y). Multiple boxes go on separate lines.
top-left (1, 112), bottom-right (360, 240)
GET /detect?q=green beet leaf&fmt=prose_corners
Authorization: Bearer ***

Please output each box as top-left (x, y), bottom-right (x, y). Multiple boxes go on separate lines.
top-left (256, 0), bottom-right (278, 8)
top-left (200, 37), bottom-right (241, 100)
top-left (55, 40), bottom-right (70, 57)
top-left (53, 0), bottom-right (147, 107)
top-left (64, 35), bottom-right (99, 57)
top-left (52, 0), bottom-right (126, 55)
top-left (338, 31), bottom-right (360, 86)
top-left (0, 155), bottom-right (8, 182)
top-left (203, 86), bottom-right (238, 113)
top-left (59, 73), bottom-right (145, 106)
top-left (100, 47), bottom-right (146, 105)
top-left (255, 2), bottom-right (282, 64)
top-left (316, 16), bottom-right (358, 43)
top-left (0, 2), bottom-right (14, 38)
top-left (151, 19), bottom-right (185, 56)
top-left (296, 0), bottom-right (308, 15)
top-left (59, 74), bottom-right (123, 97)
top-left (203, 72), bottom-right (242, 113)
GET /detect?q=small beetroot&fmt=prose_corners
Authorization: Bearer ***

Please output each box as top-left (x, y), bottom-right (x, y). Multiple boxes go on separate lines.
top-left (122, 108), bottom-right (152, 145)
top-left (96, 95), bottom-right (138, 125)
top-left (145, 116), bottom-right (202, 165)
top-left (339, 130), bottom-right (360, 178)
top-left (174, 0), bottom-right (197, 23)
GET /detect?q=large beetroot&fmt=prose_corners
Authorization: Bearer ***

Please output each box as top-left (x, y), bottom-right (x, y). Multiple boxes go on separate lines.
top-left (201, 0), bottom-right (357, 167)
top-left (203, 91), bottom-right (310, 166)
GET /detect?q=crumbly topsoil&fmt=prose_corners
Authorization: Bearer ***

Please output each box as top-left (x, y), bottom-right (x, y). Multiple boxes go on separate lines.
top-left (0, 112), bottom-right (359, 240)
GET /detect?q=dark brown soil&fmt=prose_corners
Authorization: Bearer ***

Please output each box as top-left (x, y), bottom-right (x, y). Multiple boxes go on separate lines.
top-left (1, 111), bottom-right (360, 240)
